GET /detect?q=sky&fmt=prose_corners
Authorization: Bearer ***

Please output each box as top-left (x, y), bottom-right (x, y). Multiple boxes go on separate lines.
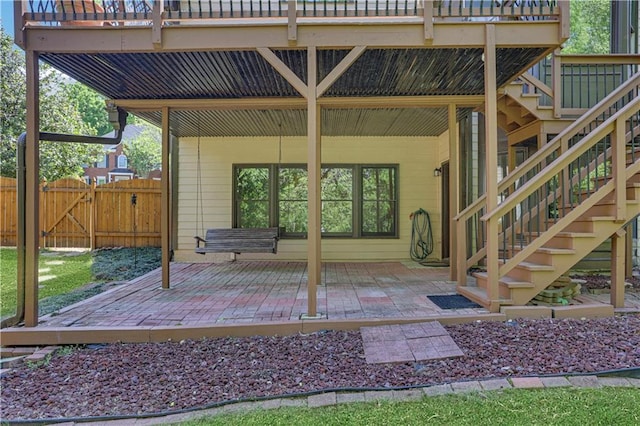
top-left (1, 0), bottom-right (15, 37)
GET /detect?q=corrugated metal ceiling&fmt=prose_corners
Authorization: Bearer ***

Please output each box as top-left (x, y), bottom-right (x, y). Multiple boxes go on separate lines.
top-left (40, 47), bottom-right (547, 136)
top-left (136, 107), bottom-right (472, 137)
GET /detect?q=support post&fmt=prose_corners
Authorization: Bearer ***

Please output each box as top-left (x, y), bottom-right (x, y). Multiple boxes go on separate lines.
top-left (24, 50), bottom-right (40, 327)
top-left (161, 107), bottom-right (171, 289)
top-left (552, 49), bottom-right (562, 119)
top-left (306, 46), bottom-right (321, 318)
top-left (613, 117), bottom-right (626, 222)
top-left (423, 0), bottom-right (434, 40)
top-left (484, 24), bottom-right (500, 311)
top-left (448, 103), bottom-right (459, 280)
top-left (611, 229), bottom-right (626, 308)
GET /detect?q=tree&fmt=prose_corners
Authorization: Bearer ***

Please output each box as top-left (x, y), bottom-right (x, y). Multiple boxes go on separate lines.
top-left (64, 82), bottom-right (112, 136)
top-left (563, 0), bottom-right (610, 54)
top-left (0, 28), bottom-right (103, 181)
top-left (123, 123), bottom-right (161, 178)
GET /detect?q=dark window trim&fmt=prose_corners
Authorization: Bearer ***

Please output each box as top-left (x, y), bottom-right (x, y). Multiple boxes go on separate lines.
top-left (233, 163), bottom-right (399, 239)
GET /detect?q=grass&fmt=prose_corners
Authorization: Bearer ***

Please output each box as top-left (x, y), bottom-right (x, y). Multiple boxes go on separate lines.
top-left (1, 247), bottom-right (92, 318)
top-left (176, 387), bottom-right (640, 426)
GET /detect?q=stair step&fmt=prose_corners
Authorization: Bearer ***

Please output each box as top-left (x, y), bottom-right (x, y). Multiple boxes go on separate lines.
top-left (535, 247), bottom-right (575, 255)
top-left (538, 105), bottom-right (553, 110)
top-left (521, 93), bottom-right (542, 98)
top-left (474, 272), bottom-right (535, 289)
top-left (457, 285), bottom-right (513, 310)
top-left (516, 261), bottom-right (555, 271)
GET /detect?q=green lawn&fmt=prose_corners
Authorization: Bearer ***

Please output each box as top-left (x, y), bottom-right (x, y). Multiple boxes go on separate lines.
top-left (0, 247), bottom-right (92, 317)
top-left (177, 387), bottom-right (640, 426)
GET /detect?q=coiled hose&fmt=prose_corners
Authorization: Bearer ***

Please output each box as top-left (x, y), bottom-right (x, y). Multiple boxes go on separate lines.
top-left (410, 208), bottom-right (434, 263)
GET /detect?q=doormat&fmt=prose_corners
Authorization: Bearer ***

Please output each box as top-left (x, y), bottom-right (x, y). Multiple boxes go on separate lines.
top-left (427, 294), bottom-right (481, 309)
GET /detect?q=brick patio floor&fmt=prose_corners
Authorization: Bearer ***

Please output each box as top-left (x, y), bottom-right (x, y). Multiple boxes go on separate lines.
top-left (39, 261), bottom-right (488, 327)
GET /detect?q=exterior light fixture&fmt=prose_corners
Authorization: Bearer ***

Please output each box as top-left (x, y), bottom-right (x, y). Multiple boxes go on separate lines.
top-left (433, 167), bottom-right (442, 177)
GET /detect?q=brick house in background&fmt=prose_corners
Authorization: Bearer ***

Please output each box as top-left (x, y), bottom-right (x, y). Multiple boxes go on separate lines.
top-left (83, 125), bottom-right (146, 184)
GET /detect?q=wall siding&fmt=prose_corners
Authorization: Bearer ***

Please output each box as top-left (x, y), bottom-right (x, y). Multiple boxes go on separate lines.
top-left (176, 136), bottom-right (444, 262)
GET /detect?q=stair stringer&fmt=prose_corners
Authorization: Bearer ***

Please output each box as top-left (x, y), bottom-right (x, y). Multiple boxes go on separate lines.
top-left (509, 198), bottom-right (640, 305)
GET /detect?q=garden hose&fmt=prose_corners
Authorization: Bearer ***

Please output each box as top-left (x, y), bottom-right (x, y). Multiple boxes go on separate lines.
top-left (410, 208), bottom-right (434, 263)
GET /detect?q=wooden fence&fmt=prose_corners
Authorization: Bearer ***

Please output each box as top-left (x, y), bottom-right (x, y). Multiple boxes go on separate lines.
top-left (0, 177), bottom-right (161, 248)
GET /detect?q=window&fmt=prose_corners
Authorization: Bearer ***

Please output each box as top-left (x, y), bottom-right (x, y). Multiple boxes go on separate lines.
top-left (96, 176), bottom-right (107, 185)
top-left (96, 154), bottom-right (108, 168)
top-left (117, 154), bottom-right (128, 169)
top-left (233, 164), bottom-right (398, 238)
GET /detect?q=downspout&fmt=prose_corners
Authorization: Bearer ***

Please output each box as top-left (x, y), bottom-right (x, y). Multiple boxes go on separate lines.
top-left (0, 108), bottom-right (128, 328)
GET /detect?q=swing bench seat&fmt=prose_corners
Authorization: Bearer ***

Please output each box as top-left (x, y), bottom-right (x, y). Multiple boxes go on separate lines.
top-left (194, 228), bottom-right (279, 255)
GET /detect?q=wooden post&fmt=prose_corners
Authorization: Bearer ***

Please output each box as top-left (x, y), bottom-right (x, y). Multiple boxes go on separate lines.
top-left (13, 0), bottom-right (26, 49)
top-left (611, 229), bottom-right (626, 308)
top-left (448, 103), bottom-right (459, 280)
top-left (307, 46), bottom-right (321, 318)
top-left (484, 24), bottom-right (500, 311)
top-left (423, 0), bottom-right (434, 40)
top-left (90, 179), bottom-right (96, 250)
top-left (552, 49), bottom-right (562, 119)
top-left (288, 0), bottom-right (297, 41)
top-left (613, 117), bottom-right (626, 222)
top-left (161, 107), bottom-right (171, 289)
top-left (24, 49), bottom-right (40, 327)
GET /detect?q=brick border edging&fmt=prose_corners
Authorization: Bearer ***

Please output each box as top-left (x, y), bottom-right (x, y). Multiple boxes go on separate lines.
top-left (84, 375), bottom-right (638, 425)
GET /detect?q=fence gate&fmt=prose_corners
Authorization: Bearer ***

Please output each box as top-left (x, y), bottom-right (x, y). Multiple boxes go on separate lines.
top-left (40, 179), bottom-right (92, 248)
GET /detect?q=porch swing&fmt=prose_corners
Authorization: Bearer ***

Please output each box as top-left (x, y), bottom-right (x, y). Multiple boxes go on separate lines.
top-left (194, 114), bottom-right (280, 255)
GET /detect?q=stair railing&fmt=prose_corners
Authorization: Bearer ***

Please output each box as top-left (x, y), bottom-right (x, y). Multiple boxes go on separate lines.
top-left (455, 71), bottom-right (640, 290)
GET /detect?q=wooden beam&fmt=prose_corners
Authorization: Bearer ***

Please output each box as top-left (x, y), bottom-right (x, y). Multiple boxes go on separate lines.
top-left (151, 0), bottom-right (163, 48)
top-left (111, 95), bottom-right (485, 111)
top-left (611, 229), bottom-right (625, 308)
top-left (484, 24), bottom-right (500, 311)
top-left (448, 103), bottom-right (459, 281)
top-left (161, 106), bottom-right (171, 289)
top-left (13, 0), bottom-right (26, 49)
top-left (316, 46), bottom-right (367, 98)
top-left (288, 0), bottom-right (297, 41)
top-left (23, 21), bottom-right (564, 53)
top-left (307, 46), bottom-right (321, 318)
top-left (256, 47), bottom-right (308, 98)
top-left (24, 49), bottom-right (39, 327)
top-left (423, 0), bottom-right (434, 40)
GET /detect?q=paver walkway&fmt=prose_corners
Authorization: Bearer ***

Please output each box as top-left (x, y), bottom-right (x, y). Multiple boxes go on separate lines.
top-left (361, 321), bottom-right (464, 364)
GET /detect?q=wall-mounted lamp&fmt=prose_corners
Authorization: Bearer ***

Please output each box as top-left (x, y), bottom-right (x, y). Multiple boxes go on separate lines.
top-left (433, 167), bottom-right (442, 177)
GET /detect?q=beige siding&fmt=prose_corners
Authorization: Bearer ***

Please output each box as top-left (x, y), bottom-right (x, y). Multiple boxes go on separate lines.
top-left (176, 136), bottom-right (446, 262)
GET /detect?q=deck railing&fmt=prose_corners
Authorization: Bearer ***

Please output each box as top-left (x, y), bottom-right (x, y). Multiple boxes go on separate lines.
top-left (519, 52), bottom-right (639, 117)
top-left (455, 72), bottom-right (640, 298)
top-left (22, 0), bottom-right (560, 26)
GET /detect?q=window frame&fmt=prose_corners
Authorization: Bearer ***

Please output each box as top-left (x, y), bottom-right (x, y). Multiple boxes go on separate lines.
top-left (232, 163), bottom-right (399, 239)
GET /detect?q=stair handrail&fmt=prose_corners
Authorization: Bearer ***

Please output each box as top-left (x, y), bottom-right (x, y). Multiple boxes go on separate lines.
top-left (485, 94), bottom-right (640, 300)
top-left (519, 72), bottom-right (553, 98)
top-left (454, 70), bottom-right (640, 284)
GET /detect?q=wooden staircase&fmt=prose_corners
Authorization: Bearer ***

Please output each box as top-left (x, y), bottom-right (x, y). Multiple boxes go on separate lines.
top-left (455, 71), bottom-right (640, 311)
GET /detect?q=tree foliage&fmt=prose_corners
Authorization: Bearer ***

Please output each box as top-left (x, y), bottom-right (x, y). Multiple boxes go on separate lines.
top-left (0, 28), bottom-right (103, 181)
top-left (563, 0), bottom-right (610, 54)
top-left (123, 123), bottom-right (161, 178)
top-left (63, 83), bottom-right (112, 136)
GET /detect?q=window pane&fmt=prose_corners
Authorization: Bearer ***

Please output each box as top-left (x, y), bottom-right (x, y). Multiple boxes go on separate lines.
top-left (238, 201), bottom-right (269, 228)
top-left (322, 201), bottom-right (352, 233)
top-left (279, 201), bottom-right (308, 233)
top-left (236, 167), bottom-right (270, 228)
top-left (362, 201), bottom-right (394, 234)
top-left (279, 167), bottom-right (307, 234)
top-left (322, 167), bottom-right (353, 234)
top-left (322, 168), bottom-right (352, 199)
top-left (362, 167), bottom-right (397, 236)
top-left (362, 168), bottom-right (394, 200)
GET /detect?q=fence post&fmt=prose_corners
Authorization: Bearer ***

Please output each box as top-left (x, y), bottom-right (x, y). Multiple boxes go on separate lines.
top-left (90, 178), bottom-right (97, 250)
